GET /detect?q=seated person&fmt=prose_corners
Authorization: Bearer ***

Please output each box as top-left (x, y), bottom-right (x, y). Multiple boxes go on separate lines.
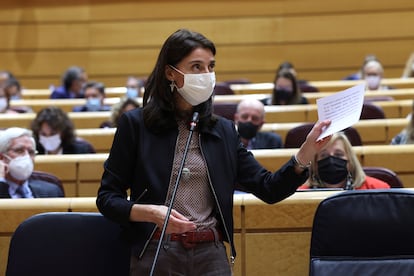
top-left (73, 81), bottom-right (111, 112)
top-left (261, 69), bottom-right (308, 105)
top-left (125, 76), bottom-right (145, 98)
top-left (50, 66), bottom-right (87, 99)
top-left (298, 132), bottom-right (390, 190)
top-left (342, 54), bottom-right (378, 80)
top-left (391, 100), bottom-right (414, 144)
top-left (100, 97), bottom-right (140, 128)
top-left (0, 86), bottom-right (18, 114)
top-left (234, 99), bottom-right (282, 149)
top-left (0, 127), bottom-right (64, 198)
top-left (277, 61), bottom-right (318, 92)
top-left (4, 77), bottom-right (33, 113)
top-left (30, 107), bottom-right (96, 154)
top-left (362, 59), bottom-right (392, 90)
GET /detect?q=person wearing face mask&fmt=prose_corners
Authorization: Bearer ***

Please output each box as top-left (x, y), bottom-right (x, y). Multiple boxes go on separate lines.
top-left (234, 98), bottom-right (282, 149)
top-left (125, 76), bottom-right (145, 98)
top-left (298, 132), bottom-right (390, 190)
top-left (0, 127), bottom-right (64, 198)
top-left (72, 81), bottom-right (111, 112)
top-left (31, 107), bottom-right (96, 155)
top-left (0, 86), bottom-right (17, 114)
top-left (96, 28), bottom-right (332, 275)
top-left (261, 69), bottom-right (308, 106)
top-left (3, 77), bottom-right (33, 113)
top-left (362, 60), bottom-right (392, 91)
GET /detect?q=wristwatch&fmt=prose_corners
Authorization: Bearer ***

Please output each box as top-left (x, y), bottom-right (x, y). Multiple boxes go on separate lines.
top-left (292, 154), bottom-right (311, 170)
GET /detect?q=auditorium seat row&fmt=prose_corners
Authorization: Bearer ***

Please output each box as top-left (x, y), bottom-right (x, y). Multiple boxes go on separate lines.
top-left (32, 145), bottom-right (414, 198)
top-left (73, 118), bottom-right (408, 154)
top-left (0, 190), bottom-right (368, 276)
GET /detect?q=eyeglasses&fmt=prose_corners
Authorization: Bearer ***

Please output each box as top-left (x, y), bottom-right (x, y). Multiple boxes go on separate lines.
top-left (8, 147), bottom-right (38, 157)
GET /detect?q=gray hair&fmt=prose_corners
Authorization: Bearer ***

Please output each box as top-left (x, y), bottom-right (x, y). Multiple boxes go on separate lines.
top-left (0, 127), bottom-right (35, 154)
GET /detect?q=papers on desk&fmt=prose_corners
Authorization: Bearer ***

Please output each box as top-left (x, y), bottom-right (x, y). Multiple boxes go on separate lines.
top-left (316, 83), bottom-right (366, 140)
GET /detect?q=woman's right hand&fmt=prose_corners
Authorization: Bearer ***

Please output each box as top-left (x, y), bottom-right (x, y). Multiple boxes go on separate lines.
top-left (130, 204), bottom-right (197, 234)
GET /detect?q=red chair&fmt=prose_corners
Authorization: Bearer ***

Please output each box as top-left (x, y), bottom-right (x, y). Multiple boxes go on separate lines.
top-left (360, 102), bottom-right (385, 120)
top-left (363, 166), bottom-right (404, 188)
top-left (213, 82), bottom-right (234, 95)
top-left (213, 103), bottom-right (238, 121)
top-left (284, 123), bottom-right (362, 148)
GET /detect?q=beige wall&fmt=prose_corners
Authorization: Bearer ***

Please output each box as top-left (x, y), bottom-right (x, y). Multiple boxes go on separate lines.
top-left (1, 0), bottom-right (413, 88)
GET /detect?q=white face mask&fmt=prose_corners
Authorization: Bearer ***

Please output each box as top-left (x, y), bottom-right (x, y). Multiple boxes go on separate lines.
top-left (171, 66), bottom-right (215, 106)
top-left (39, 134), bottom-right (62, 152)
top-left (0, 97), bottom-right (7, 112)
top-left (365, 75), bottom-right (381, 90)
top-left (6, 154), bottom-right (33, 181)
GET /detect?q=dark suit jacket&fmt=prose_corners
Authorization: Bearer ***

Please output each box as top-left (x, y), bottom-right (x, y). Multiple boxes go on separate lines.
top-left (0, 177), bottom-right (64, 198)
top-left (251, 132), bottom-right (283, 149)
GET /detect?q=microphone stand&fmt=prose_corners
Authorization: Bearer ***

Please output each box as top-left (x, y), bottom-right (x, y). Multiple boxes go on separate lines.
top-left (149, 112), bottom-right (199, 276)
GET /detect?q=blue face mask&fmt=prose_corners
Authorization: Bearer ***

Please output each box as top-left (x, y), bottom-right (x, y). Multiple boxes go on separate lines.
top-left (10, 95), bottom-right (21, 100)
top-left (86, 98), bottom-right (101, 111)
top-left (126, 88), bottom-right (138, 98)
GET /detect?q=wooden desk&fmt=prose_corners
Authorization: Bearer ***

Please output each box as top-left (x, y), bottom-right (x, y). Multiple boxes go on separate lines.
top-left (230, 78), bottom-right (414, 94)
top-left (75, 118), bottom-right (407, 154)
top-left (32, 145), bottom-right (414, 199)
top-left (0, 112), bottom-right (111, 129)
top-left (263, 100), bottom-right (412, 123)
top-left (261, 118), bottom-right (409, 145)
top-left (20, 87), bottom-right (132, 100)
top-left (0, 191), bottom-right (346, 276)
top-left (214, 89), bottom-right (414, 105)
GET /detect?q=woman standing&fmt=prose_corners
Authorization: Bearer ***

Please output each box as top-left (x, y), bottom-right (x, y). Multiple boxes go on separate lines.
top-left (96, 29), bottom-right (330, 275)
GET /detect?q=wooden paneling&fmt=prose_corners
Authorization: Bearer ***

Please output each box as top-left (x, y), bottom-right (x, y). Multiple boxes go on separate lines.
top-left (0, 0), bottom-right (413, 88)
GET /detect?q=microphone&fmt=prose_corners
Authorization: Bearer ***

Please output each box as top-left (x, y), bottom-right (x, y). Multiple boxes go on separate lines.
top-left (190, 112), bottom-right (199, 131)
top-left (149, 111), bottom-right (199, 275)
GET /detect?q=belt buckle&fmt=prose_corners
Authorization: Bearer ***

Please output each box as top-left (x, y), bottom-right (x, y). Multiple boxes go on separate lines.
top-left (180, 233), bottom-right (197, 249)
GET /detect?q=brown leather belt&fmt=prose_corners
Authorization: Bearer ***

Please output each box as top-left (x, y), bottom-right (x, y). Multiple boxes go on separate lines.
top-left (152, 228), bottom-right (223, 249)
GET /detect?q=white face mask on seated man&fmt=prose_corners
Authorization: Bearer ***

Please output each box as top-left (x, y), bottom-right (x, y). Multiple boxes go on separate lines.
top-left (4, 154), bottom-right (34, 181)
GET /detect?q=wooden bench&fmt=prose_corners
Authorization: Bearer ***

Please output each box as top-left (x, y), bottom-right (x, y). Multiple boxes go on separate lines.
top-left (261, 118), bottom-right (409, 145)
top-left (2, 188), bottom-right (414, 276)
top-left (9, 97), bottom-right (127, 113)
top-left (0, 112), bottom-right (111, 129)
top-left (263, 100), bottom-right (412, 123)
top-left (230, 79), bottom-right (414, 94)
top-left (32, 145), bottom-right (414, 199)
top-left (214, 89), bottom-right (414, 105)
top-left (0, 190), bottom-right (352, 276)
top-left (75, 118), bottom-right (410, 154)
top-left (20, 87), bottom-right (140, 100)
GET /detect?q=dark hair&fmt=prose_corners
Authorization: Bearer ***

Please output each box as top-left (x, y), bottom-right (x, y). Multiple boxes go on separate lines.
top-left (111, 98), bottom-right (140, 127)
top-left (277, 61), bottom-right (295, 72)
top-left (143, 29), bottom-right (217, 133)
top-left (62, 66), bottom-right (85, 92)
top-left (272, 69), bottom-right (302, 105)
top-left (84, 81), bottom-right (105, 96)
top-left (31, 107), bottom-right (76, 148)
top-left (4, 77), bottom-right (21, 92)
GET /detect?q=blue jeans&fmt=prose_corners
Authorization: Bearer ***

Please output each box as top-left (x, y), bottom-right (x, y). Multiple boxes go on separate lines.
top-left (130, 239), bottom-right (232, 275)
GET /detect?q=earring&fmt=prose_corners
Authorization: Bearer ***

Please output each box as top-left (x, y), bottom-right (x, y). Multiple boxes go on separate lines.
top-left (345, 172), bottom-right (353, 190)
top-left (170, 81), bottom-right (175, 93)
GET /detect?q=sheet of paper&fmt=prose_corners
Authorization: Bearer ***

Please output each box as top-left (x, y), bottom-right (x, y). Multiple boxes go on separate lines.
top-left (316, 83), bottom-right (365, 140)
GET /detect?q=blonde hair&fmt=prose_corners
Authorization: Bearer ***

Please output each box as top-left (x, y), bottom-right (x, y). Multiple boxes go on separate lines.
top-left (308, 132), bottom-right (366, 189)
